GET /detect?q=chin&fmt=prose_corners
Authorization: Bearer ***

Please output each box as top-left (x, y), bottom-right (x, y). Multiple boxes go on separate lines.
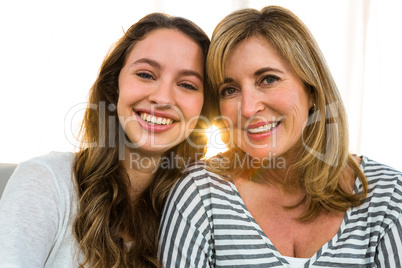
top-left (241, 143), bottom-right (275, 158)
top-left (143, 140), bottom-right (176, 151)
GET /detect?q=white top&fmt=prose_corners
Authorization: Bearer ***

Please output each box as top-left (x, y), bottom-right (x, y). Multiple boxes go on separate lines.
top-left (0, 152), bottom-right (82, 267)
top-left (282, 256), bottom-right (309, 267)
top-left (159, 156), bottom-right (402, 267)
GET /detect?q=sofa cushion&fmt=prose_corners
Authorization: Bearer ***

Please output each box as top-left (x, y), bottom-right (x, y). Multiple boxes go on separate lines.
top-left (0, 163), bottom-right (18, 198)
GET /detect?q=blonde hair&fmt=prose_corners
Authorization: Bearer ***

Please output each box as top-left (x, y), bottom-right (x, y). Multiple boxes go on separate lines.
top-left (73, 13), bottom-right (210, 267)
top-left (207, 6), bottom-right (368, 221)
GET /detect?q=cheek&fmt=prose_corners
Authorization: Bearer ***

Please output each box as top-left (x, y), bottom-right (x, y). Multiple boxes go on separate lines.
top-left (219, 101), bottom-right (238, 126)
top-left (116, 93), bottom-right (133, 118)
top-left (118, 75), bottom-right (148, 102)
top-left (116, 85), bottom-right (148, 114)
top-left (116, 101), bottom-right (135, 131)
top-left (116, 97), bottom-right (125, 118)
top-left (290, 95), bottom-right (310, 121)
top-left (279, 95), bottom-right (310, 135)
top-left (275, 90), bottom-right (308, 116)
top-left (181, 96), bottom-right (204, 128)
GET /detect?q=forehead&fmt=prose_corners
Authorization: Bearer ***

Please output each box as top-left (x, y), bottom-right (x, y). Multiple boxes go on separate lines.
top-left (139, 28), bottom-right (190, 45)
top-left (124, 28), bottom-right (204, 72)
top-left (225, 35), bottom-right (289, 71)
top-left (133, 29), bottom-right (196, 53)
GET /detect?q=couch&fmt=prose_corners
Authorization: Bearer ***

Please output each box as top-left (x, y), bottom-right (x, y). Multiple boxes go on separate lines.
top-left (0, 163), bottom-right (17, 198)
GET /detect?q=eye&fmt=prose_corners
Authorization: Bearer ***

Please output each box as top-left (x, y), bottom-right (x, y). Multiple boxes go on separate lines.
top-left (179, 82), bottom-right (197, 91)
top-left (260, 75), bottom-right (279, 86)
top-left (136, 72), bottom-right (154, 80)
top-left (220, 86), bottom-right (239, 98)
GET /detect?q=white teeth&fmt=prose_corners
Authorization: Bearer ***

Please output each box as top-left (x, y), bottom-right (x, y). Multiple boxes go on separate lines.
top-left (248, 122), bottom-right (279, 134)
top-left (139, 113), bottom-right (174, 125)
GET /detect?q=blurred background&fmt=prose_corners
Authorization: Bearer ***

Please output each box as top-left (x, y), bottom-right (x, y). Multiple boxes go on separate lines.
top-left (0, 0), bottom-right (401, 170)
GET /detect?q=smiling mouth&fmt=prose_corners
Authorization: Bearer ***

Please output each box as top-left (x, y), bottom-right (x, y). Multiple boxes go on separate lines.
top-left (247, 121), bottom-right (280, 134)
top-left (139, 112), bottom-right (174, 125)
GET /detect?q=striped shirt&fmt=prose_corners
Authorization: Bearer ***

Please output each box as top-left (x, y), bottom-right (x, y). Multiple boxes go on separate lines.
top-left (159, 156), bottom-right (402, 267)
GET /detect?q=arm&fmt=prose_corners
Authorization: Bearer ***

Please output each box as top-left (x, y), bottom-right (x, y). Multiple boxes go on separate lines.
top-left (0, 160), bottom-right (61, 267)
top-left (159, 173), bottom-right (214, 268)
top-left (375, 214), bottom-right (402, 267)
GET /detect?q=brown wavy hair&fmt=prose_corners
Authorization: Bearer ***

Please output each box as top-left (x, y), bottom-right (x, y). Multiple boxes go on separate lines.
top-left (207, 6), bottom-right (368, 221)
top-left (73, 13), bottom-right (211, 267)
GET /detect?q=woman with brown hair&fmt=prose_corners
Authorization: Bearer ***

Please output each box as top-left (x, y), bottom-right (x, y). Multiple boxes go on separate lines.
top-left (0, 13), bottom-right (211, 267)
top-left (159, 6), bottom-right (402, 267)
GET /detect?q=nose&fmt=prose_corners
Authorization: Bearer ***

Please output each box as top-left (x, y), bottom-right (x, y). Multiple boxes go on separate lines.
top-left (241, 87), bottom-right (265, 118)
top-left (148, 79), bottom-right (176, 106)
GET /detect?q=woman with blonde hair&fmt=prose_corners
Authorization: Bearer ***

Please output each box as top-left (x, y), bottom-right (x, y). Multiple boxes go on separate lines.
top-left (159, 6), bottom-right (402, 267)
top-left (0, 13), bottom-right (211, 267)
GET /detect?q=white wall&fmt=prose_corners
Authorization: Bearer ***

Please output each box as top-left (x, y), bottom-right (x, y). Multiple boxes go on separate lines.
top-left (1, 0), bottom-right (401, 171)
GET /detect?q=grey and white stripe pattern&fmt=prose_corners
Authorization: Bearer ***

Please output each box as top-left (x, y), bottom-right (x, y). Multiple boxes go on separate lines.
top-left (159, 156), bottom-right (402, 267)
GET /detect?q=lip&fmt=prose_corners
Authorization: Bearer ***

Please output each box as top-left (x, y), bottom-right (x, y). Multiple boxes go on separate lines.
top-left (135, 108), bottom-right (180, 122)
top-left (247, 121), bottom-right (277, 129)
top-left (134, 111), bottom-right (177, 133)
top-left (245, 121), bottom-right (280, 141)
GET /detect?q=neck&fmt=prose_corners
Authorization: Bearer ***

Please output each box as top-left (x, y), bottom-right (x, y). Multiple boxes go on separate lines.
top-left (249, 152), bottom-right (302, 193)
top-left (234, 165), bottom-right (306, 208)
top-left (122, 148), bottom-right (163, 199)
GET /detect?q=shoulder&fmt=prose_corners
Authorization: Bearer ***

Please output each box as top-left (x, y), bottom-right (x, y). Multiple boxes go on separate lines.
top-left (0, 152), bottom-right (77, 267)
top-left (6, 151), bottom-right (75, 197)
top-left (358, 156), bottom-right (402, 228)
top-left (174, 161), bottom-right (233, 197)
top-left (361, 156), bottom-right (402, 188)
top-left (16, 151), bottom-right (74, 173)
top-left (20, 151), bottom-right (74, 168)
top-left (17, 151), bottom-right (73, 181)
top-left (1, 151), bottom-right (76, 228)
top-left (164, 162), bottom-right (236, 212)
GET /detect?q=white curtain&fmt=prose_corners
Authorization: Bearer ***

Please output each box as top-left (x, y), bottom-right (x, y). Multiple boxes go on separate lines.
top-left (0, 0), bottom-right (401, 170)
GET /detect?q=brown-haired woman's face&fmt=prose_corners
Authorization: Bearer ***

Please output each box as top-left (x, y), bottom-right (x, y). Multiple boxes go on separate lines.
top-left (117, 29), bottom-right (204, 156)
top-left (218, 35), bottom-right (312, 160)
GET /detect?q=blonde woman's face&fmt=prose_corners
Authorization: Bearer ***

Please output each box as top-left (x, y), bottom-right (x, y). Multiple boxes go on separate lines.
top-left (218, 35), bottom-right (312, 160)
top-left (117, 29), bottom-right (204, 156)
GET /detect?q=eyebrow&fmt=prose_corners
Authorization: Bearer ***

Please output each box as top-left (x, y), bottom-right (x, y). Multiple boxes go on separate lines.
top-left (133, 58), bottom-right (161, 69)
top-left (221, 78), bottom-right (234, 85)
top-left (254, 67), bottom-right (284, 76)
top-left (179, 70), bottom-right (203, 82)
top-left (132, 58), bottom-right (203, 82)
top-left (219, 67), bottom-right (284, 87)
